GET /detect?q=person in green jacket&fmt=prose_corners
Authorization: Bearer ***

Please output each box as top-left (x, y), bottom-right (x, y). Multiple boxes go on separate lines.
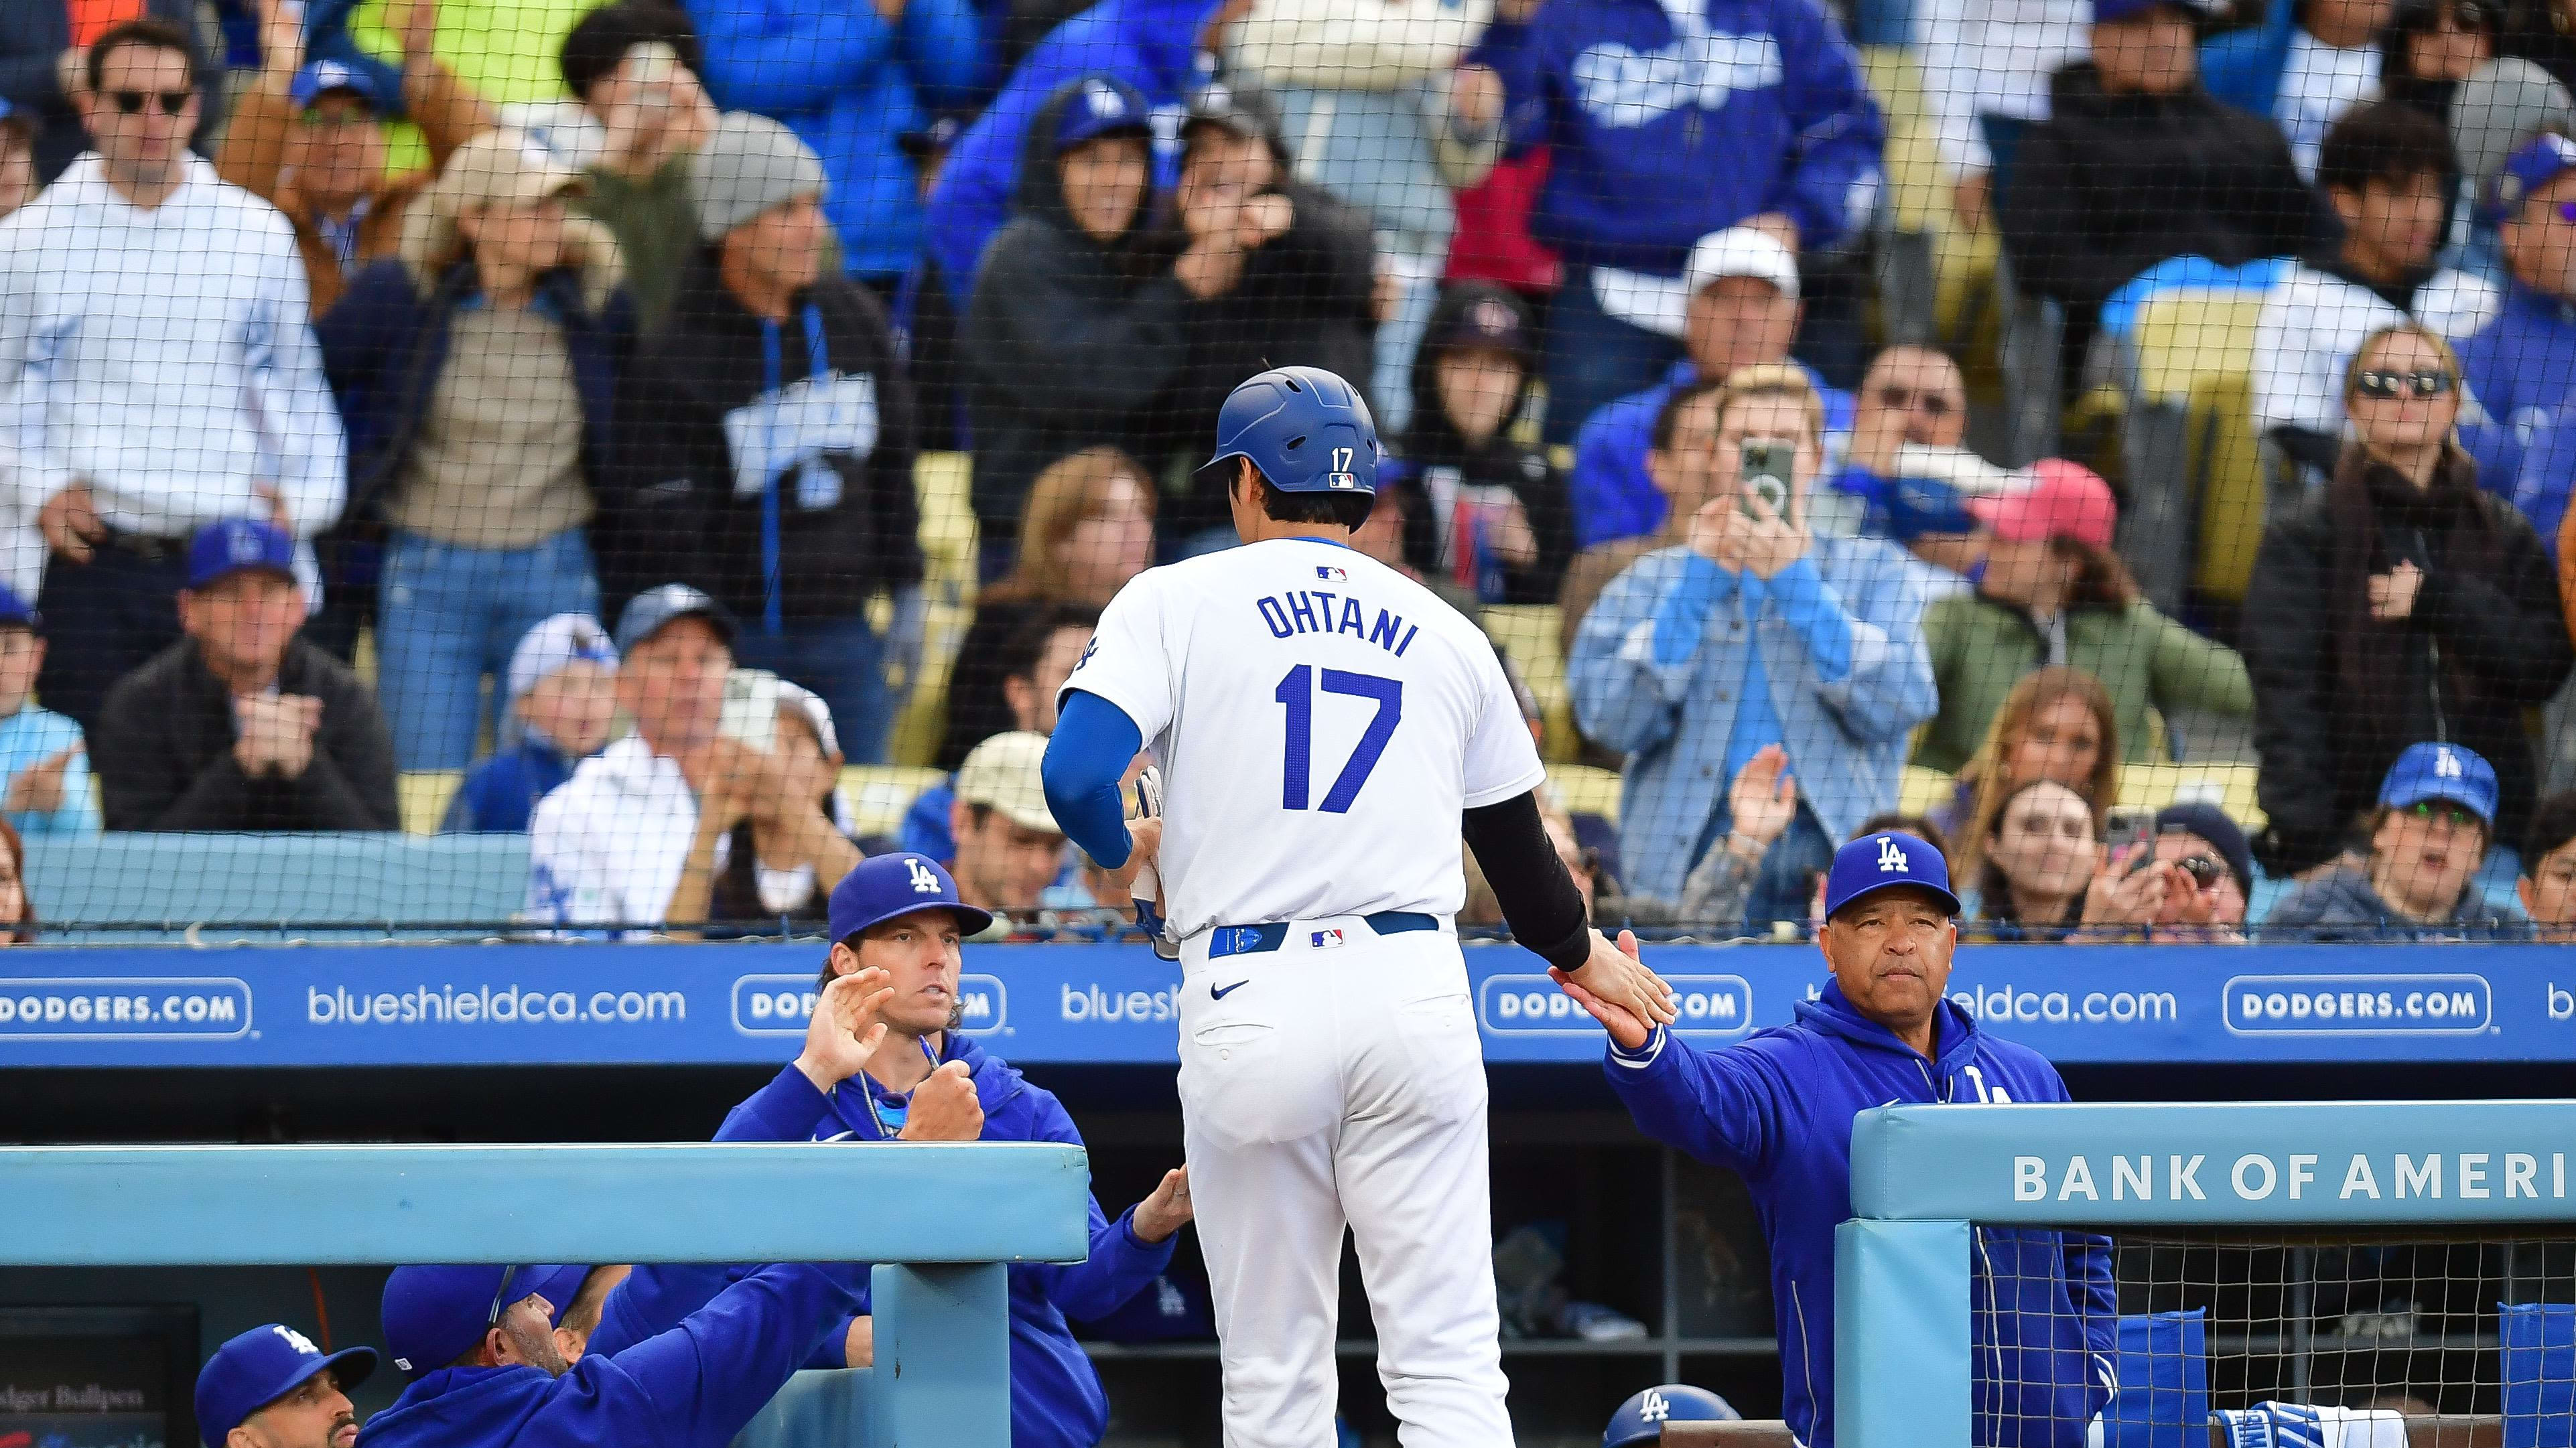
top-left (1913, 459), bottom-right (2253, 773)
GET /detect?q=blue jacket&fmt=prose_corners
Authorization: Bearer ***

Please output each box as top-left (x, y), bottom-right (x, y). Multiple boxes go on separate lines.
top-left (1568, 359), bottom-right (1854, 549)
top-left (442, 737), bottom-right (579, 834)
top-left (316, 263), bottom-right (634, 524)
top-left (611, 1037), bottom-right (1175, 1448)
top-left (2457, 279), bottom-right (2576, 459)
top-left (1604, 981), bottom-right (2116, 1448)
top-left (2506, 401), bottom-right (2576, 558)
top-left (2195, 0), bottom-right (2295, 118)
top-left (1569, 539), bottom-right (1937, 903)
top-left (1511, 0), bottom-right (1884, 271)
top-left (360, 1262), bottom-right (858, 1448)
top-left (683, 0), bottom-right (981, 282)
top-left (921, 0), bottom-right (1229, 308)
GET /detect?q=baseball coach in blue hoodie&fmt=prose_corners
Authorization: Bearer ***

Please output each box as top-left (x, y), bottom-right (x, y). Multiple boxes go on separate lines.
top-left (591, 852), bottom-right (1194, 1448)
top-left (1554, 831), bottom-right (2116, 1448)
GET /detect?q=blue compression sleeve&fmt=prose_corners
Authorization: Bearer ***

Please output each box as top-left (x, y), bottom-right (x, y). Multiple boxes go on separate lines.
top-left (1042, 691), bottom-right (1143, 869)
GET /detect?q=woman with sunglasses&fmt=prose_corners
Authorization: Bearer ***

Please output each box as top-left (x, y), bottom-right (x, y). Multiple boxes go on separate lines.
top-left (2246, 321), bottom-right (2573, 883)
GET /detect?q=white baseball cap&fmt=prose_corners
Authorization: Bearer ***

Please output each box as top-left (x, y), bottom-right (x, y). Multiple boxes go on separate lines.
top-left (1592, 226), bottom-right (1800, 340)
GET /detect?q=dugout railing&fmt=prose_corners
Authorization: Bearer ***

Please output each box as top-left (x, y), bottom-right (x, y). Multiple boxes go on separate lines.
top-left (0, 1141), bottom-right (1091, 1448)
top-left (1836, 1101), bottom-right (2576, 1448)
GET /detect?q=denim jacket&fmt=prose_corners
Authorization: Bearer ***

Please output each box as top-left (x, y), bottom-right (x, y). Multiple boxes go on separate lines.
top-left (1569, 537), bottom-right (1936, 902)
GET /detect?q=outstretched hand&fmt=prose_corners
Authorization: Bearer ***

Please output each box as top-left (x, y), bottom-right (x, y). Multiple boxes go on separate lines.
top-left (1130, 1165), bottom-right (1194, 1243)
top-left (793, 968), bottom-right (895, 1089)
top-left (1550, 928), bottom-right (1672, 1050)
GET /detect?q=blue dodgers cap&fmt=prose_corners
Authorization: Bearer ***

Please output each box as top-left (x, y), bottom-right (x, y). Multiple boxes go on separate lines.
top-left (194, 1324), bottom-right (377, 1448)
top-left (2378, 741), bottom-right (2501, 825)
top-left (1054, 76), bottom-right (1151, 154)
top-left (1822, 830), bottom-right (1961, 920)
top-left (612, 583), bottom-right (737, 654)
top-left (827, 851), bottom-right (994, 944)
top-left (1603, 1384), bottom-right (1740, 1448)
top-left (381, 1264), bottom-right (588, 1377)
top-left (2485, 132), bottom-right (2576, 221)
top-left (186, 519), bottom-right (296, 591)
top-left (289, 60), bottom-right (382, 111)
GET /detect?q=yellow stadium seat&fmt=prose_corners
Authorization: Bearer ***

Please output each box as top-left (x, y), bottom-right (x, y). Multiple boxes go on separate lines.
top-left (1899, 764), bottom-right (1956, 819)
top-left (839, 765), bottom-right (949, 841)
top-left (399, 770), bottom-right (462, 835)
top-left (2127, 293), bottom-right (2272, 600)
top-left (1548, 765), bottom-right (1622, 824)
top-left (1483, 605), bottom-right (1580, 764)
top-left (914, 451), bottom-right (980, 600)
top-left (2117, 761), bottom-right (2267, 832)
top-left (885, 597), bottom-right (975, 769)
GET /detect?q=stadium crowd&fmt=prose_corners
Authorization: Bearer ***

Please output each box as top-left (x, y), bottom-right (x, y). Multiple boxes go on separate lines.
top-left (3, 0), bottom-right (2576, 946)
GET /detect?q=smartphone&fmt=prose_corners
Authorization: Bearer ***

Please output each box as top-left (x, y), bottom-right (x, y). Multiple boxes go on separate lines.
top-left (1740, 440), bottom-right (1793, 519)
top-left (2108, 808), bottom-right (2157, 866)
top-left (718, 668), bottom-right (782, 753)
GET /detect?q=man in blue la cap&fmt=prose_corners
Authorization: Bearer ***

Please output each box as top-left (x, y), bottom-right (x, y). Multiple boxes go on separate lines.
top-left (1602, 1383), bottom-right (1739, 1448)
top-left (90, 518), bottom-right (397, 832)
top-left (2266, 741), bottom-right (2525, 934)
top-left (1553, 833), bottom-right (2116, 1448)
top-left (2454, 132), bottom-right (2576, 494)
top-left (196, 1323), bottom-right (376, 1448)
top-left (360, 976), bottom-right (902, 1448)
top-left (585, 851), bottom-right (1193, 1448)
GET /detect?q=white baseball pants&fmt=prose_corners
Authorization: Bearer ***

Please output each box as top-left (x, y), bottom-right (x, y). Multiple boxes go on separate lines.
top-left (1177, 916), bottom-right (1515, 1448)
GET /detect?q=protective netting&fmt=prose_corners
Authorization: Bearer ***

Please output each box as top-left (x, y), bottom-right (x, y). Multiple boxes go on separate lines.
top-left (0, 0), bottom-right (2573, 940)
top-left (1980, 1226), bottom-right (2576, 1448)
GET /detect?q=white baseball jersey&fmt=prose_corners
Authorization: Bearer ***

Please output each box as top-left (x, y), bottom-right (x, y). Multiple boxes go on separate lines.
top-left (1064, 536), bottom-right (1546, 940)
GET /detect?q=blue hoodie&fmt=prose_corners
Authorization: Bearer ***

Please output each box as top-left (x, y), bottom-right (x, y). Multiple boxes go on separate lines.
top-left (442, 737), bottom-right (578, 834)
top-left (595, 1036), bottom-right (1175, 1448)
top-left (1603, 979), bottom-right (2115, 1448)
top-left (682, 0), bottom-right (983, 283)
top-left (1512, 0), bottom-right (1885, 273)
top-left (919, 0), bottom-right (1228, 309)
top-left (360, 1262), bottom-right (858, 1448)
top-left (2457, 279), bottom-right (2576, 465)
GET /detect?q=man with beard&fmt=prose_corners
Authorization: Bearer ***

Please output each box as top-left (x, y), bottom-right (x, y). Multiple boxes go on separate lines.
top-left (194, 1324), bottom-right (375, 1448)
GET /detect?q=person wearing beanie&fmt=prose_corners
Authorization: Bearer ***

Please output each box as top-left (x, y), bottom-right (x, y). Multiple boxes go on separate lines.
top-left (316, 129), bottom-right (632, 774)
top-left (2078, 800), bottom-right (2258, 940)
top-left (611, 112), bottom-right (922, 764)
top-left (442, 612), bottom-right (620, 833)
top-left (556, 2), bottom-right (719, 336)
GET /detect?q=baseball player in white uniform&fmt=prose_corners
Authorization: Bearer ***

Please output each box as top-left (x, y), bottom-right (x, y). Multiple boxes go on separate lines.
top-left (1038, 366), bottom-right (1677, 1446)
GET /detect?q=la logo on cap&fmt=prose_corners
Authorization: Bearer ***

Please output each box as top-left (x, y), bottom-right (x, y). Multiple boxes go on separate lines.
top-left (1086, 80), bottom-right (1125, 117)
top-left (271, 1325), bottom-right (320, 1355)
top-left (2435, 747), bottom-right (2462, 778)
top-left (1877, 836), bottom-right (1909, 873)
top-left (228, 525), bottom-right (264, 563)
top-left (1642, 1389), bottom-right (1672, 1423)
top-left (906, 859), bottom-right (941, 894)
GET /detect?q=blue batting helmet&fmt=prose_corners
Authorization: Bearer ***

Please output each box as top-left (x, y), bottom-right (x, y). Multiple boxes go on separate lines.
top-left (1603, 1384), bottom-right (1741, 1447)
top-left (1195, 366), bottom-right (1381, 494)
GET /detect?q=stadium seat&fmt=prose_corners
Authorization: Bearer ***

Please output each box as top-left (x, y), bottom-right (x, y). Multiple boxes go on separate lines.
top-left (886, 453), bottom-right (980, 769)
top-left (1482, 605), bottom-right (1577, 763)
top-left (399, 770), bottom-right (463, 835)
top-left (1900, 764), bottom-right (1956, 820)
top-left (1858, 46), bottom-right (1944, 346)
top-left (913, 451), bottom-right (979, 599)
top-left (2122, 291), bottom-right (2272, 603)
top-left (2116, 761), bottom-right (2266, 831)
top-left (26, 833), bottom-right (531, 943)
top-left (839, 764), bottom-right (949, 841)
top-left (1548, 764), bottom-right (1622, 824)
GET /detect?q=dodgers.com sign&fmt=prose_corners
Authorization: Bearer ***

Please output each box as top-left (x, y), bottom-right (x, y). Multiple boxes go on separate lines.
top-left (1481, 973), bottom-right (1753, 1037)
top-left (733, 973), bottom-right (1007, 1036)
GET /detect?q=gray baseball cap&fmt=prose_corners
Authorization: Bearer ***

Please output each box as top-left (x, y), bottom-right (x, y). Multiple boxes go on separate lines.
top-left (614, 583), bottom-right (737, 653)
top-left (689, 111), bottom-right (827, 242)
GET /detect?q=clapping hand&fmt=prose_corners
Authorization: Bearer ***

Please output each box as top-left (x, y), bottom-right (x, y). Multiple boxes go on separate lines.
top-left (3, 745), bottom-right (80, 816)
top-left (1723, 745), bottom-right (1797, 859)
top-left (792, 967), bottom-right (896, 1089)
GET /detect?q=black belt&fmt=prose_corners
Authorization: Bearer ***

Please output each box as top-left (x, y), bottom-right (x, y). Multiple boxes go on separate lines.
top-left (1204, 911), bottom-right (1440, 959)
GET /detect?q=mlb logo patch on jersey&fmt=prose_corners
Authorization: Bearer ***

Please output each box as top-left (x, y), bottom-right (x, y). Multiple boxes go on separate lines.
top-left (1311, 928), bottom-right (1346, 948)
top-left (1314, 565), bottom-right (1347, 581)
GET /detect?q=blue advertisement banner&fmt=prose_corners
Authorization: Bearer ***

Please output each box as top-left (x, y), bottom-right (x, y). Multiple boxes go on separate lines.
top-left (1, 942), bottom-right (2572, 1068)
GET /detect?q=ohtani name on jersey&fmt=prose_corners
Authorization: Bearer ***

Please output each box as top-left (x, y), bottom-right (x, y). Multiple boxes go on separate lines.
top-left (1253, 589), bottom-right (1419, 656)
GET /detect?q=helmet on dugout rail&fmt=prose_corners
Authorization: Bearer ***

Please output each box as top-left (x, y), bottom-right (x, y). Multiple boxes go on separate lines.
top-left (1195, 366), bottom-right (1381, 495)
top-left (1603, 1384), bottom-right (1741, 1447)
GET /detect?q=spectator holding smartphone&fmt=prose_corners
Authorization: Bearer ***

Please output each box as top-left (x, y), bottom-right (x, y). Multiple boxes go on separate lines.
top-left (2080, 801), bottom-right (2257, 940)
top-left (1570, 366), bottom-right (1937, 922)
top-left (557, 4), bottom-right (719, 336)
top-left (663, 680), bottom-right (862, 938)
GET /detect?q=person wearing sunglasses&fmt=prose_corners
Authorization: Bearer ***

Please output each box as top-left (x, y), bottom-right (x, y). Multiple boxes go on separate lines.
top-left (2246, 321), bottom-right (2571, 883)
top-left (1817, 343), bottom-right (1998, 577)
top-left (2265, 741), bottom-right (2525, 934)
top-left (2253, 102), bottom-right (2499, 483)
top-left (213, 0), bottom-right (496, 318)
top-left (0, 15), bottom-right (348, 736)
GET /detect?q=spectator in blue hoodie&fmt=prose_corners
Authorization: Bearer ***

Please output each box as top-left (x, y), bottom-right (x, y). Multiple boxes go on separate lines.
top-left (920, 0), bottom-right (1247, 315)
top-left (1568, 226), bottom-right (1855, 549)
top-left (2457, 134), bottom-right (2576, 472)
top-left (1510, 0), bottom-right (1884, 441)
top-left (679, 0), bottom-right (981, 289)
top-left (1552, 830), bottom-right (2116, 1448)
top-left (607, 853), bottom-right (1192, 1448)
top-left (443, 613), bottom-right (619, 833)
